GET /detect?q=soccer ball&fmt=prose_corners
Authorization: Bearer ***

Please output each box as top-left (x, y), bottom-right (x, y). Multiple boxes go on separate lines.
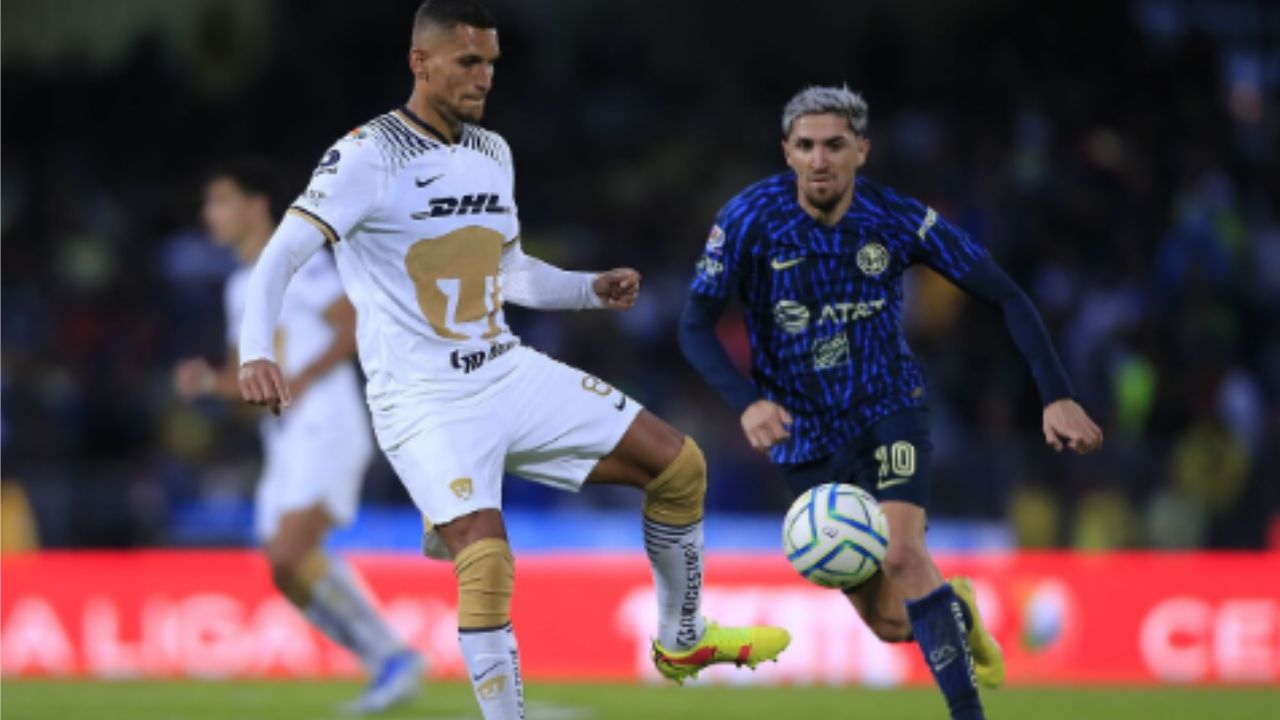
top-left (782, 483), bottom-right (889, 589)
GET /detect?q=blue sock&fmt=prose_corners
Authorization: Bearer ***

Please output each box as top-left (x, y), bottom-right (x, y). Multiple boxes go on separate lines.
top-left (905, 584), bottom-right (984, 720)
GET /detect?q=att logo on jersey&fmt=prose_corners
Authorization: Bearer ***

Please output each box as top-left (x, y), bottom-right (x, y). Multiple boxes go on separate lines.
top-left (413, 193), bottom-right (511, 220)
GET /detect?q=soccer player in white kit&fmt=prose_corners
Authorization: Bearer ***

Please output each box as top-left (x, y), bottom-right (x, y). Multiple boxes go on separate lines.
top-left (236, 1), bottom-right (790, 717)
top-left (173, 160), bottom-right (424, 714)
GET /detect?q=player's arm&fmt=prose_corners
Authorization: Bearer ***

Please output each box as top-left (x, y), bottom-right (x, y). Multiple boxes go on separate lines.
top-left (677, 214), bottom-right (792, 452)
top-left (949, 257), bottom-right (1102, 453)
top-left (499, 240), bottom-right (638, 310)
top-left (239, 134), bottom-right (386, 413)
top-left (238, 215), bottom-right (328, 413)
top-left (679, 295), bottom-right (792, 452)
top-left (494, 132), bottom-right (637, 312)
top-left (900, 194), bottom-right (1102, 453)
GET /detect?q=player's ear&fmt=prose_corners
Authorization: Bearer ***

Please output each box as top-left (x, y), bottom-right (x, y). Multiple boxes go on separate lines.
top-left (856, 136), bottom-right (871, 168)
top-left (409, 47), bottom-right (429, 80)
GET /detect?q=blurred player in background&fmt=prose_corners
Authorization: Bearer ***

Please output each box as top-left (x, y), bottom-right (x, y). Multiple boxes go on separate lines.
top-left (234, 1), bottom-right (789, 717)
top-left (172, 159), bottom-right (423, 713)
top-left (679, 86), bottom-right (1104, 720)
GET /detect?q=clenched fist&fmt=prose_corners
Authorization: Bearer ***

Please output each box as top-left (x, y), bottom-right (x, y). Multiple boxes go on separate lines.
top-left (1043, 398), bottom-right (1103, 453)
top-left (593, 268), bottom-right (641, 310)
top-left (741, 399), bottom-right (792, 453)
top-left (239, 358), bottom-right (291, 416)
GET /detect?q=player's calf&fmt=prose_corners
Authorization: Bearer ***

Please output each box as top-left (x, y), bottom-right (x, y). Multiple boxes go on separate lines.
top-left (642, 436), bottom-right (708, 650)
top-left (881, 503), bottom-right (984, 719)
top-left (843, 571), bottom-right (914, 643)
top-left (453, 537), bottom-right (524, 719)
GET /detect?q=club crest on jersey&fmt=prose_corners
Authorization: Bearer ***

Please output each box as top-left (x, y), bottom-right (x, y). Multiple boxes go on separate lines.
top-left (412, 193), bottom-right (511, 220)
top-left (857, 242), bottom-right (889, 277)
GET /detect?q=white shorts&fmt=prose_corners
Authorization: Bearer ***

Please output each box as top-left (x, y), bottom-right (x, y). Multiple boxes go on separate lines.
top-left (381, 347), bottom-right (643, 525)
top-left (255, 398), bottom-right (375, 541)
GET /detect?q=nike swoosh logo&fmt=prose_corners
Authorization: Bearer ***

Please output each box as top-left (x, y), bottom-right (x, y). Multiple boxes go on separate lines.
top-left (771, 257), bottom-right (805, 271)
top-left (876, 476), bottom-right (909, 491)
top-left (416, 174), bottom-right (443, 188)
top-left (614, 395), bottom-right (627, 411)
top-left (471, 662), bottom-right (501, 682)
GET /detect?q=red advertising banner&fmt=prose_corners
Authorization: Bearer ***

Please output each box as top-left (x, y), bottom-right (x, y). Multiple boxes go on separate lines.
top-left (2, 551), bottom-right (1277, 685)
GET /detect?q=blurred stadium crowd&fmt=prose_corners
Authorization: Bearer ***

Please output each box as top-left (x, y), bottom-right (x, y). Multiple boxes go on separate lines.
top-left (3, 0), bottom-right (1278, 550)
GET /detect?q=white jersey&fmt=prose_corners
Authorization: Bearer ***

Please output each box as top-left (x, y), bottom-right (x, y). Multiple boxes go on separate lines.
top-left (286, 108), bottom-right (524, 432)
top-left (224, 252), bottom-right (363, 430)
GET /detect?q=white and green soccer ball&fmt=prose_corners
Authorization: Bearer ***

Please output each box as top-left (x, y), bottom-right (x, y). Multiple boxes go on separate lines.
top-left (783, 482), bottom-right (889, 589)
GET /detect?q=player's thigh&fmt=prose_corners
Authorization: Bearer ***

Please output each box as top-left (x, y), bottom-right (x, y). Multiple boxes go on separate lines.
top-left (382, 406), bottom-right (506, 527)
top-left (502, 350), bottom-right (665, 491)
top-left (586, 410), bottom-right (686, 489)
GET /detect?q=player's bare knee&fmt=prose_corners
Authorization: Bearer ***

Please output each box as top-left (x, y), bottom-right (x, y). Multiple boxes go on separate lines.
top-left (642, 437), bottom-right (706, 525)
top-left (454, 538), bottom-right (515, 629)
top-left (881, 542), bottom-right (929, 582)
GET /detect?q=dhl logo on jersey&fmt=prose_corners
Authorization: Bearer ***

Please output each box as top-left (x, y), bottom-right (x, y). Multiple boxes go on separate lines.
top-left (412, 193), bottom-right (511, 220)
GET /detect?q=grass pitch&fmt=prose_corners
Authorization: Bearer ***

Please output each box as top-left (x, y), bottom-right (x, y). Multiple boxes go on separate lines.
top-left (2, 680), bottom-right (1277, 720)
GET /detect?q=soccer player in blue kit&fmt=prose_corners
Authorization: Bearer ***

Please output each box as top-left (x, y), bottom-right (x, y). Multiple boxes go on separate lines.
top-left (679, 86), bottom-right (1103, 720)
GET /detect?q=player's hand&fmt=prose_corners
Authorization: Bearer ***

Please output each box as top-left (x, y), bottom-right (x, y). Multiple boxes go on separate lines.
top-left (172, 357), bottom-right (216, 400)
top-left (239, 359), bottom-right (291, 416)
top-left (1043, 398), bottom-right (1103, 454)
top-left (592, 268), bottom-right (641, 310)
top-left (741, 399), bottom-right (793, 453)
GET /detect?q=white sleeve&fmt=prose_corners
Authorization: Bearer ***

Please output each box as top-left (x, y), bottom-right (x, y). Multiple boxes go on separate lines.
top-left (291, 253), bottom-right (346, 312)
top-left (499, 241), bottom-right (603, 310)
top-left (238, 214), bottom-right (328, 363)
top-left (286, 132), bottom-right (388, 244)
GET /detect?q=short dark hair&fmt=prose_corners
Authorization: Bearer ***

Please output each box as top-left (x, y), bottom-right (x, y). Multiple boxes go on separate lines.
top-left (207, 157), bottom-right (288, 219)
top-left (414, 0), bottom-right (496, 36)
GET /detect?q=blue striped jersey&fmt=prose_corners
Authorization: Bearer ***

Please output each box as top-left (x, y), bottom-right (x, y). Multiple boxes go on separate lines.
top-left (688, 172), bottom-right (988, 464)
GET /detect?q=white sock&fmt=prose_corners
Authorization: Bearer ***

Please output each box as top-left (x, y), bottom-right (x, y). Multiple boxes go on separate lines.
top-left (303, 556), bottom-right (404, 670)
top-left (643, 517), bottom-right (706, 650)
top-left (459, 624), bottom-right (524, 719)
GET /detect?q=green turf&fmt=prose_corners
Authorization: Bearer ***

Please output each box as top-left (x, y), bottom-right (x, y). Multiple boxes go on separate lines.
top-left (2, 681), bottom-right (1277, 720)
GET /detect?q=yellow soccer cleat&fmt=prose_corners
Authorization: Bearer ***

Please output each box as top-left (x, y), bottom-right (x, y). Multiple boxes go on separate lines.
top-left (651, 620), bottom-right (791, 685)
top-left (951, 576), bottom-right (1005, 689)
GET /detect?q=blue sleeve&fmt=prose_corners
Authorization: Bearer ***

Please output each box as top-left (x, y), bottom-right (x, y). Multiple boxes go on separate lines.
top-left (680, 206), bottom-right (761, 413)
top-left (953, 255), bottom-right (1075, 406)
top-left (678, 294), bottom-right (761, 413)
top-left (884, 189), bottom-right (988, 283)
top-left (688, 203), bottom-right (752, 300)
top-left (883, 185), bottom-right (1072, 405)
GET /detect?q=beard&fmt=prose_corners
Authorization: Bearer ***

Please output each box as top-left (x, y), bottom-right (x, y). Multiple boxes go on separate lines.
top-left (802, 183), bottom-right (848, 213)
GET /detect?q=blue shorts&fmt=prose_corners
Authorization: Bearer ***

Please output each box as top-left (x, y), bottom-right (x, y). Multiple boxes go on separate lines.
top-left (779, 408), bottom-right (933, 508)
